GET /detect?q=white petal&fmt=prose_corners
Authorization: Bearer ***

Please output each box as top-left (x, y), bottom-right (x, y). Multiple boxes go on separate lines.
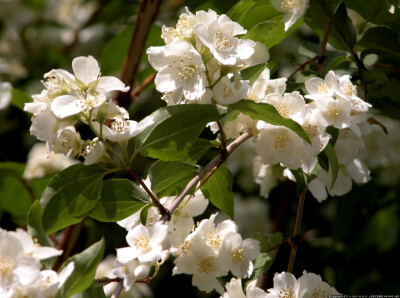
top-left (72, 56), bottom-right (100, 86)
top-left (32, 246), bottom-right (62, 260)
top-left (51, 95), bottom-right (81, 118)
top-left (58, 262), bottom-right (75, 288)
top-left (97, 76), bottom-right (129, 93)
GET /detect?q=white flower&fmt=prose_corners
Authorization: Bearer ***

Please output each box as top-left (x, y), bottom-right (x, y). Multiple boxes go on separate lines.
top-left (266, 271), bottom-right (340, 297)
top-left (315, 96), bottom-right (352, 129)
top-left (112, 259), bottom-right (151, 292)
top-left (161, 7), bottom-right (197, 44)
top-left (249, 68), bottom-right (287, 102)
top-left (36, 262), bottom-right (75, 298)
top-left (52, 125), bottom-right (82, 157)
top-left (0, 229), bottom-right (41, 297)
top-left (194, 10), bottom-right (255, 66)
top-left (50, 56), bottom-right (129, 119)
top-left (263, 91), bottom-right (305, 119)
top-left (223, 114), bottom-right (256, 139)
top-left (0, 82), bottom-right (12, 110)
top-left (117, 222), bottom-right (168, 264)
top-left (221, 278), bottom-right (267, 298)
top-left (218, 232), bottom-right (260, 278)
top-left (82, 138), bottom-right (106, 165)
top-left (304, 71), bottom-right (337, 101)
top-left (147, 41), bottom-right (208, 101)
top-left (172, 235), bottom-right (226, 294)
top-left (270, 0), bottom-right (309, 31)
top-left (213, 76), bottom-right (250, 105)
top-left (23, 143), bottom-right (78, 180)
top-left (253, 156), bottom-right (285, 199)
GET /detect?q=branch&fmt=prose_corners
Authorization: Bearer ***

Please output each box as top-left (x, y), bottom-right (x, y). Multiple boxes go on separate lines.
top-left (114, 0), bottom-right (163, 108)
top-left (289, 56), bottom-right (318, 78)
top-left (131, 73), bottom-right (156, 99)
top-left (128, 168), bottom-right (170, 220)
top-left (317, 18), bottom-right (333, 76)
top-left (287, 187), bottom-right (307, 273)
top-left (160, 129), bottom-right (253, 221)
top-left (111, 280), bottom-right (124, 298)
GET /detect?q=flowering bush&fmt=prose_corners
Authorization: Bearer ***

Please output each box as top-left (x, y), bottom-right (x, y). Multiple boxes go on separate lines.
top-left (1, 0), bottom-right (399, 297)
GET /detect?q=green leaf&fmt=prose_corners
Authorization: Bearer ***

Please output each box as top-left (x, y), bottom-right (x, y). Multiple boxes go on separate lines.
top-left (90, 179), bottom-right (149, 222)
top-left (149, 161), bottom-right (198, 197)
top-left (243, 19), bottom-right (285, 49)
top-left (326, 126), bottom-right (339, 146)
top-left (0, 161), bottom-right (25, 176)
top-left (305, 1), bottom-right (356, 52)
top-left (41, 164), bottom-right (108, 234)
top-left (290, 165), bottom-right (321, 195)
top-left (253, 232), bottom-right (283, 278)
top-left (322, 143), bottom-right (339, 188)
top-left (134, 104), bottom-right (228, 154)
top-left (69, 281), bottom-right (106, 298)
top-left (358, 27), bottom-right (400, 59)
top-left (11, 88), bottom-right (32, 110)
top-left (229, 100), bottom-right (311, 143)
top-left (140, 205), bottom-right (152, 225)
top-left (200, 165), bottom-right (234, 218)
top-left (27, 201), bottom-right (55, 270)
top-left (141, 138), bottom-right (215, 164)
top-left (57, 238), bottom-right (105, 298)
top-left (241, 63), bottom-right (267, 86)
top-left (325, 55), bottom-right (351, 73)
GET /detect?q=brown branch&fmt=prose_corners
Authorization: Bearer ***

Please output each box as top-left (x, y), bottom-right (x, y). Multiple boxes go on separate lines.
top-left (289, 56), bottom-right (318, 78)
top-left (131, 73), bottom-right (156, 99)
top-left (128, 168), bottom-right (170, 220)
top-left (317, 18), bottom-right (333, 76)
top-left (52, 221), bottom-right (84, 271)
top-left (114, 0), bottom-right (163, 108)
top-left (287, 187), bottom-right (307, 273)
top-left (111, 280), bottom-right (124, 298)
top-left (160, 129), bottom-right (253, 221)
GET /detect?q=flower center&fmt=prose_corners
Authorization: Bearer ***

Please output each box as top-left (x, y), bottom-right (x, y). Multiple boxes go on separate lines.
top-left (328, 104), bottom-right (340, 118)
top-left (177, 240), bottom-right (192, 257)
top-left (197, 257), bottom-right (214, 274)
top-left (279, 285), bottom-right (296, 298)
top-left (176, 15), bottom-right (197, 36)
top-left (121, 264), bottom-right (130, 275)
top-left (341, 82), bottom-right (356, 97)
top-left (303, 123), bottom-right (318, 138)
top-left (221, 82), bottom-right (234, 99)
top-left (275, 132), bottom-right (288, 149)
top-left (206, 229), bottom-right (222, 251)
top-left (169, 55), bottom-right (197, 82)
top-left (275, 103), bottom-right (290, 118)
top-left (231, 248), bottom-right (244, 263)
top-left (133, 233), bottom-right (151, 251)
top-left (281, 0), bottom-right (299, 12)
top-left (311, 288), bottom-right (327, 298)
top-left (214, 29), bottom-right (234, 51)
top-left (111, 119), bottom-right (130, 134)
top-left (0, 255), bottom-right (15, 277)
top-left (317, 83), bottom-right (329, 94)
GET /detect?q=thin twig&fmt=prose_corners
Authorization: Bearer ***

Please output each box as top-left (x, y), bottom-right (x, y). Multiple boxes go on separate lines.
top-left (216, 120), bottom-right (227, 150)
top-left (317, 18), bottom-right (333, 76)
top-left (128, 168), bottom-right (170, 219)
top-left (287, 187), bottom-right (307, 273)
top-left (114, 0), bottom-right (163, 108)
top-left (111, 280), bottom-right (124, 298)
top-left (131, 73), bottom-right (156, 99)
top-left (289, 56), bottom-right (318, 78)
top-left (160, 129), bottom-right (253, 221)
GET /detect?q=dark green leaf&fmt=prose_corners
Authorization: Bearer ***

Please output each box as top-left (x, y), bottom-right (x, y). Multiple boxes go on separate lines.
top-left (243, 19), bottom-right (286, 49)
top-left (322, 143), bottom-right (339, 188)
top-left (200, 165), bottom-right (234, 218)
top-left (140, 205), bottom-right (152, 225)
top-left (69, 281), bottom-right (106, 298)
top-left (57, 238), bottom-right (105, 298)
top-left (41, 164), bottom-right (108, 234)
top-left (241, 63), bottom-right (267, 86)
top-left (90, 179), bottom-right (149, 222)
top-left (290, 164), bottom-right (321, 195)
top-left (0, 161), bottom-right (25, 176)
top-left (149, 161), bottom-right (198, 197)
top-left (326, 126), bottom-right (339, 146)
top-left (141, 138), bottom-right (215, 164)
top-left (229, 100), bottom-right (311, 143)
top-left (253, 232), bottom-right (283, 278)
top-left (325, 55), bottom-right (351, 73)
top-left (305, 1), bottom-right (356, 52)
top-left (359, 27), bottom-right (400, 59)
top-left (134, 104), bottom-right (228, 154)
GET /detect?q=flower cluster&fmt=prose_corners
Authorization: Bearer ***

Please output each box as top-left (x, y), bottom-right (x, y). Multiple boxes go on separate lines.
top-left (24, 56), bottom-right (153, 165)
top-left (147, 8), bottom-right (269, 106)
top-left (172, 213), bottom-right (260, 294)
top-left (220, 270), bottom-right (340, 298)
top-left (223, 68), bottom-right (371, 202)
top-left (0, 228), bottom-right (74, 298)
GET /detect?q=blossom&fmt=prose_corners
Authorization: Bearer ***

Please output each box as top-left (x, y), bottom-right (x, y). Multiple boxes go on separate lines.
top-left (221, 278), bottom-right (267, 298)
top-left (23, 142), bottom-right (78, 179)
top-left (264, 91), bottom-right (305, 119)
top-left (52, 125), bottom-right (82, 157)
top-left (0, 81), bottom-right (12, 109)
top-left (248, 68), bottom-right (287, 102)
top-left (270, 0), bottom-right (309, 31)
top-left (112, 259), bottom-right (151, 292)
top-left (218, 232), bottom-right (260, 278)
top-left (161, 7), bottom-right (197, 44)
top-left (82, 138), bottom-right (106, 165)
top-left (117, 222), bottom-right (168, 264)
top-left (213, 75), bottom-right (250, 105)
top-left (266, 271), bottom-right (340, 297)
top-left (194, 10), bottom-right (255, 65)
top-left (304, 71), bottom-right (337, 101)
top-left (50, 56), bottom-right (129, 119)
top-left (315, 96), bottom-right (352, 129)
top-left (147, 41), bottom-right (208, 102)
